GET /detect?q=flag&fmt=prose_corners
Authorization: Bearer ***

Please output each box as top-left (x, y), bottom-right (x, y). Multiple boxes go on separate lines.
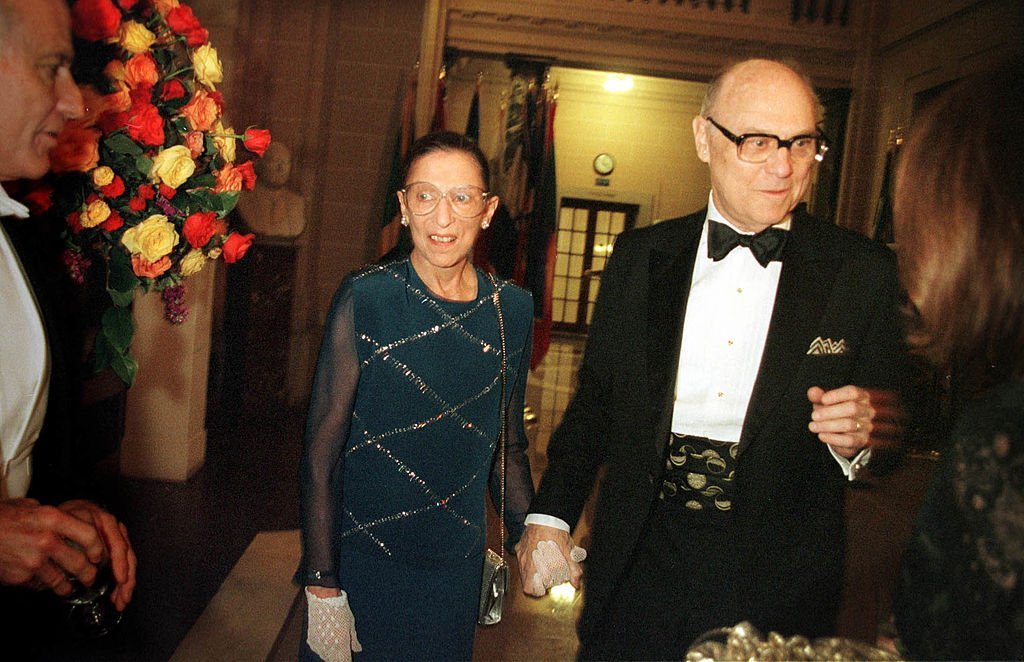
top-left (465, 76), bottom-right (481, 142)
top-left (377, 68), bottom-right (416, 259)
top-left (529, 88), bottom-right (557, 369)
top-left (431, 65), bottom-right (447, 132)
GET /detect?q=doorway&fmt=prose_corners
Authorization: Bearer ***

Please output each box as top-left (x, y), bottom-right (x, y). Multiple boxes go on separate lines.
top-left (552, 197), bottom-right (637, 332)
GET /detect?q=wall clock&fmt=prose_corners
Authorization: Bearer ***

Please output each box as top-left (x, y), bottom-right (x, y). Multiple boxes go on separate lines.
top-left (593, 152), bottom-right (616, 176)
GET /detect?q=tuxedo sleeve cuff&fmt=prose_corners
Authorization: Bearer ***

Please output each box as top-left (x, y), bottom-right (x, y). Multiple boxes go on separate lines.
top-left (524, 513), bottom-right (571, 532)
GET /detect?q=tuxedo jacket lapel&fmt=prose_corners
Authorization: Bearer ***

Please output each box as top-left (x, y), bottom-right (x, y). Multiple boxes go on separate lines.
top-left (646, 214), bottom-right (702, 462)
top-left (739, 211), bottom-right (840, 451)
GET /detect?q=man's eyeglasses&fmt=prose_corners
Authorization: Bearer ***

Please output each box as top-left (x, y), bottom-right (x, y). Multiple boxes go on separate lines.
top-left (705, 116), bottom-right (829, 164)
top-left (400, 182), bottom-right (491, 218)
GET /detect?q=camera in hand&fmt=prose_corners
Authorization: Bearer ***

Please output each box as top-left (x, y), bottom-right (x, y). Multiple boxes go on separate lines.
top-left (62, 563), bottom-right (123, 639)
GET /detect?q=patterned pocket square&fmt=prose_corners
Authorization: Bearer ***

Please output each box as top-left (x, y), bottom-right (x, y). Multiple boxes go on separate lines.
top-left (807, 336), bottom-right (848, 355)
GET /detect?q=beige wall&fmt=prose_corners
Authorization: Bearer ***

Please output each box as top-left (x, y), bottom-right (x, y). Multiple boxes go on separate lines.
top-left (193, 0), bottom-right (1022, 412)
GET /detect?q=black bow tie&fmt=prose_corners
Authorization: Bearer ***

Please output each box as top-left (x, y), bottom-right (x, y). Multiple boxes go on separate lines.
top-left (707, 220), bottom-right (788, 267)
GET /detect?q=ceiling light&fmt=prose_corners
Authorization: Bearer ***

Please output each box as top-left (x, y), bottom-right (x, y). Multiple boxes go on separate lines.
top-left (603, 73), bottom-right (634, 93)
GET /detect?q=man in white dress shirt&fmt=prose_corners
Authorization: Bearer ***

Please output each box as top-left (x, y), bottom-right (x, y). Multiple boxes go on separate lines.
top-left (0, 0), bottom-right (136, 623)
top-left (517, 58), bottom-right (911, 659)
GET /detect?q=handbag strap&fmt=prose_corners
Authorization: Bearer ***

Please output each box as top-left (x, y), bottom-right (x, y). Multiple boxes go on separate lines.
top-left (487, 272), bottom-right (508, 561)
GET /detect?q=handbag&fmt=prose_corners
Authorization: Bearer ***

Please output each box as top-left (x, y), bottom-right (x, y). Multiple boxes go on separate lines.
top-left (478, 274), bottom-right (509, 626)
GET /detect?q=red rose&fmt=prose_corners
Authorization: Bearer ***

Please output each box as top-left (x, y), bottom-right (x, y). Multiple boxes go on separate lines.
top-left (128, 184), bottom-right (155, 212)
top-left (236, 161), bottom-right (257, 190)
top-left (183, 211), bottom-right (218, 249)
top-left (158, 183), bottom-right (177, 199)
top-left (101, 209), bottom-right (124, 232)
top-left (116, 0), bottom-right (140, 9)
top-left (72, 0), bottom-right (122, 42)
top-left (101, 175), bottom-right (125, 198)
top-left (166, 5), bottom-right (209, 47)
top-left (20, 184), bottom-right (55, 215)
top-left (125, 102), bottom-right (164, 146)
top-left (68, 211), bottom-right (84, 234)
top-left (242, 128), bottom-right (272, 157)
top-left (221, 232), bottom-right (254, 264)
top-left (160, 79), bottom-right (187, 102)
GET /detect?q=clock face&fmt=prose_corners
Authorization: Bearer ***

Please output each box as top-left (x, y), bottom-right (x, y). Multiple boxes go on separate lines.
top-left (593, 153), bottom-right (615, 176)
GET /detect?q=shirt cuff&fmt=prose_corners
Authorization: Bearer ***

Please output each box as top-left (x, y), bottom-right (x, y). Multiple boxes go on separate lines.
top-left (524, 513), bottom-right (571, 532)
top-left (829, 446), bottom-right (873, 481)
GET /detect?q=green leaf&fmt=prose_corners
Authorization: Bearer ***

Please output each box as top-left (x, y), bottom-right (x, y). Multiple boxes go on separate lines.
top-left (105, 133), bottom-right (144, 156)
top-left (109, 350), bottom-right (138, 387)
top-left (135, 154), bottom-right (153, 177)
top-left (107, 249), bottom-right (140, 307)
top-left (100, 305), bottom-right (134, 353)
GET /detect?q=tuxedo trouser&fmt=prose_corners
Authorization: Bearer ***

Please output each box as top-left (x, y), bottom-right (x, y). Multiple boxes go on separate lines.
top-left (577, 499), bottom-right (750, 661)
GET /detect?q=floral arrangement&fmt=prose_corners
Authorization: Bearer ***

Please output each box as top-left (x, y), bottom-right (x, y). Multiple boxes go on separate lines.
top-left (20, 0), bottom-right (270, 386)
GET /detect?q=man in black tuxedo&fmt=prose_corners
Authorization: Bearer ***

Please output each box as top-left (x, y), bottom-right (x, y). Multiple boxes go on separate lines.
top-left (516, 58), bottom-right (911, 659)
top-left (0, 0), bottom-right (136, 636)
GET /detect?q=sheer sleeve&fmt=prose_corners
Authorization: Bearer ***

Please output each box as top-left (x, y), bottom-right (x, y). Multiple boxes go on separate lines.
top-left (491, 310), bottom-right (535, 552)
top-left (297, 279), bottom-right (360, 588)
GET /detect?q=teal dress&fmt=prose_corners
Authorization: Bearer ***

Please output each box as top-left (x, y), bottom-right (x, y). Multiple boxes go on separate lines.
top-left (298, 259), bottom-right (534, 661)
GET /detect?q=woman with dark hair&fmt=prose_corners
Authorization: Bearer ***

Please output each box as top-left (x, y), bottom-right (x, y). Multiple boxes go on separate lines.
top-left (297, 131), bottom-right (535, 660)
top-left (893, 60), bottom-right (1024, 660)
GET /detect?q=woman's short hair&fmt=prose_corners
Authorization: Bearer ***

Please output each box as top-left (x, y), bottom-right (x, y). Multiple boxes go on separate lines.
top-left (400, 131), bottom-right (490, 189)
top-left (894, 59), bottom-right (1024, 381)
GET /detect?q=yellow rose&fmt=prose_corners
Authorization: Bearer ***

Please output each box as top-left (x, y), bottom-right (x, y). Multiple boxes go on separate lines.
top-left (92, 166), bottom-right (115, 187)
top-left (80, 199), bottom-right (111, 229)
top-left (118, 21), bottom-right (156, 55)
top-left (180, 249), bottom-right (207, 277)
top-left (122, 215), bottom-right (180, 262)
top-left (150, 145), bottom-right (196, 189)
top-left (212, 121), bottom-right (236, 164)
top-left (192, 44), bottom-right (223, 89)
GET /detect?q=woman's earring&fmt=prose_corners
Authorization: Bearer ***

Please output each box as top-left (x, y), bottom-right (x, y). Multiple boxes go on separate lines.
top-left (401, 216), bottom-right (409, 227)
top-left (481, 220), bottom-right (490, 230)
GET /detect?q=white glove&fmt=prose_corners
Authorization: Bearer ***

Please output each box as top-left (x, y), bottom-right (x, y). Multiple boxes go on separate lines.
top-left (305, 587), bottom-right (363, 662)
top-left (529, 540), bottom-right (587, 594)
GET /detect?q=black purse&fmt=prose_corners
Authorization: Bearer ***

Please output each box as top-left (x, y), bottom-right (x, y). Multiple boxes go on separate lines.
top-left (478, 274), bottom-right (509, 626)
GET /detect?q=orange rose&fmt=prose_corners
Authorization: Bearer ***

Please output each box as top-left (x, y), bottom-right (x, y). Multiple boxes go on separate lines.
top-left (181, 90), bottom-right (219, 132)
top-left (131, 254), bottom-right (172, 278)
top-left (124, 53), bottom-right (159, 89)
top-left (185, 131), bottom-right (205, 158)
top-left (221, 232), bottom-right (254, 264)
top-left (212, 165), bottom-right (243, 193)
top-left (49, 123), bottom-right (101, 173)
top-left (103, 86), bottom-right (132, 114)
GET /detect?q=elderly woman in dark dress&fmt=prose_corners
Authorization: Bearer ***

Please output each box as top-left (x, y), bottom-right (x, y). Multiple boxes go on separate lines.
top-left (298, 131), bottom-right (535, 661)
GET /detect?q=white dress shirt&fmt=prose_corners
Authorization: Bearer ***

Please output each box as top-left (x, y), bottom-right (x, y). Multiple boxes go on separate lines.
top-left (0, 184), bottom-right (50, 499)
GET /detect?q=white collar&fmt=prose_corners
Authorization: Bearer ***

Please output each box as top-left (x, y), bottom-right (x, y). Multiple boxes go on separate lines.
top-left (0, 183), bottom-right (30, 219)
top-left (705, 191), bottom-right (792, 233)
